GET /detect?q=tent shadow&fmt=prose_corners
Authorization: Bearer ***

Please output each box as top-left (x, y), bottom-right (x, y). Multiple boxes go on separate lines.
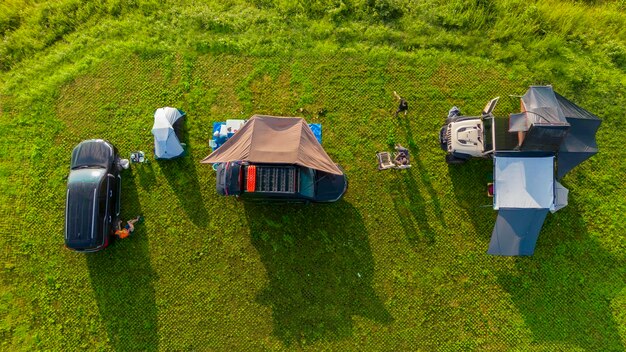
top-left (244, 201), bottom-right (392, 346)
top-left (448, 160), bottom-right (624, 349)
top-left (134, 161), bottom-right (157, 191)
top-left (159, 144), bottom-right (209, 227)
top-left (497, 196), bottom-right (625, 350)
top-left (86, 169), bottom-right (158, 351)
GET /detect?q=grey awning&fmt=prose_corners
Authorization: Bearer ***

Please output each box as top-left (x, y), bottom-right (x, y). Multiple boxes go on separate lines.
top-left (554, 93), bottom-right (602, 179)
top-left (487, 209), bottom-right (550, 256)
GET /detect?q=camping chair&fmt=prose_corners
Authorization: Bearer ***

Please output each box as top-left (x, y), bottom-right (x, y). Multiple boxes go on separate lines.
top-left (487, 182), bottom-right (494, 197)
top-left (130, 151), bottom-right (147, 164)
top-left (376, 152), bottom-right (395, 170)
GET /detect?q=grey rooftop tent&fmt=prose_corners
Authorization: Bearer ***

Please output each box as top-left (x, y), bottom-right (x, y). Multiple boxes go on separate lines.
top-left (510, 86), bottom-right (601, 175)
top-left (488, 86), bottom-right (600, 256)
top-left (200, 115), bottom-right (343, 175)
top-left (152, 107), bottom-right (185, 160)
top-left (509, 86), bottom-right (571, 152)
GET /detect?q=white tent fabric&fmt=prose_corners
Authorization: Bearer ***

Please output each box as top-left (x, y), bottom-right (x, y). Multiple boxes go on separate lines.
top-left (551, 180), bottom-right (569, 213)
top-left (493, 156), bottom-right (555, 210)
top-left (152, 107), bottom-right (184, 159)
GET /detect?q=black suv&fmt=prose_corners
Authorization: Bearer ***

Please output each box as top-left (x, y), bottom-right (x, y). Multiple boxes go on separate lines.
top-left (64, 139), bottom-right (121, 252)
top-left (216, 161), bottom-right (347, 203)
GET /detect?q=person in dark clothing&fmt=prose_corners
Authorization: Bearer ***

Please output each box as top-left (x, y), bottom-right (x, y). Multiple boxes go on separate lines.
top-left (394, 144), bottom-right (410, 166)
top-left (394, 91), bottom-right (408, 117)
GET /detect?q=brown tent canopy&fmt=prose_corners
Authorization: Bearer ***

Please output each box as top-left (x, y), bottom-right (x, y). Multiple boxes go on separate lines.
top-left (200, 115), bottom-right (343, 175)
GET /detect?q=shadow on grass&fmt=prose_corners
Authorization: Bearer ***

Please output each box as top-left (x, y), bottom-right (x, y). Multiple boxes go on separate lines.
top-left (498, 197), bottom-right (625, 351)
top-left (397, 116), bottom-right (446, 226)
top-left (159, 143), bottom-right (208, 227)
top-left (245, 201), bottom-right (392, 346)
top-left (389, 168), bottom-right (436, 245)
top-left (86, 169), bottom-right (158, 351)
top-left (447, 160), bottom-right (494, 238)
top-left (449, 160), bottom-right (624, 349)
top-left (134, 161), bottom-right (157, 192)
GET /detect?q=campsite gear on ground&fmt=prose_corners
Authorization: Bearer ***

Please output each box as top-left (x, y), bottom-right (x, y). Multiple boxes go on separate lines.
top-left (210, 119), bottom-right (245, 151)
top-left (152, 107), bottom-right (186, 160)
top-left (203, 115), bottom-right (347, 203)
top-left (376, 152), bottom-right (395, 170)
top-left (130, 151), bottom-right (146, 164)
top-left (394, 145), bottom-right (411, 168)
top-left (376, 145), bottom-right (411, 170)
top-left (440, 86), bottom-right (601, 256)
top-left (118, 158), bottom-right (130, 169)
top-left (308, 123), bottom-right (322, 144)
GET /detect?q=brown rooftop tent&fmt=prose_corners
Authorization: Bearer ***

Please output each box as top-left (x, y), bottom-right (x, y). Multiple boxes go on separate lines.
top-left (200, 115), bottom-right (343, 175)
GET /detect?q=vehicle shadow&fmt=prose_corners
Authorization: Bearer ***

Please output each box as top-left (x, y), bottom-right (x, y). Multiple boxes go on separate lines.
top-left (159, 143), bottom-right (209, 227)
top-left (86, 168), bottom-right (158, 351)
top-left (497, 196), bottom-right (625, 350)
top-left (244, 201), bottom-right (392, 346)
top-left (447, 160), bottom-right (494, 238)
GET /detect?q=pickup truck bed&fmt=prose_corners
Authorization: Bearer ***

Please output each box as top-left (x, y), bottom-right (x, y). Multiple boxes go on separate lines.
top-left (491, 116), bottom-right (520, 151)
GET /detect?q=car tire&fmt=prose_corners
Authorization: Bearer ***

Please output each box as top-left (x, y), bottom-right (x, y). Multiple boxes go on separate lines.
top-left (446, 153), bottom-right (467, 165)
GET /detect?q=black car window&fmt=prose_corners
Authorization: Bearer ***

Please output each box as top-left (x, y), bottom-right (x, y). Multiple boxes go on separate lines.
top-left (96, 179), bottom-right (108, 243)
top-left (98, 180), bottom-right (107, 218)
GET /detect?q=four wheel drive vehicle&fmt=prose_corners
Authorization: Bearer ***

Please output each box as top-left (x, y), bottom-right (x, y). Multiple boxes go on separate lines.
top-left (440, 88), bottom-right (574, 165)
top-left (439, 97), bottom-right (516, 164)
top-left (65, 139), bottom-right (122, 252)
top-left (216, 161), bottom-right (347, 203)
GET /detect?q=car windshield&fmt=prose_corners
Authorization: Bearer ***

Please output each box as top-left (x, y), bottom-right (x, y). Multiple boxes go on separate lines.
top-left (71, 141), bottom-right (113, 169)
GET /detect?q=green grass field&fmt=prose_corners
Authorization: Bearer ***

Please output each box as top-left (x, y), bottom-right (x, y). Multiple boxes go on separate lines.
top-left (1, 0), bottom-right (625, 350)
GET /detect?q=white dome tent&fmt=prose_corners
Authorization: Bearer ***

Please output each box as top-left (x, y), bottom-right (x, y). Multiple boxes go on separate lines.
top-left (151, 107), bottom-right (186, 160)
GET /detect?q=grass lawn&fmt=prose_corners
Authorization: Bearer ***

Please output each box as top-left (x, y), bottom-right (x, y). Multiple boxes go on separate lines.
top-left (1, 1), bottom-right (625, 351)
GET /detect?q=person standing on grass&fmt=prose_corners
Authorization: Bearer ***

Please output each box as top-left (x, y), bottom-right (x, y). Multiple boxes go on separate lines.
top-left (394, 91), bottom-right (408, 117)
top-left (114, 216), bottom-right (142, 239)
